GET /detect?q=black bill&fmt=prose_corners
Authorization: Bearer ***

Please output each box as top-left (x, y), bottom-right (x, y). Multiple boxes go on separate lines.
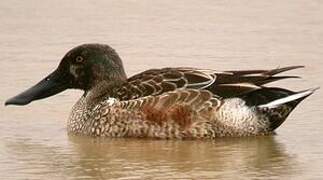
top-left (5, 69), bottom-right (69, 106)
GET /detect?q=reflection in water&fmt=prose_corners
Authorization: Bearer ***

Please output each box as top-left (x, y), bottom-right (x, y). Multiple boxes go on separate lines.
top-left (4, 136), bottom-right (296, 179)
top-left (1, 137), bottom-right (74, 179)
top-left (66, 136), bottom-right (298, 179)
top-left (0, 130), bottom-right (299, 179)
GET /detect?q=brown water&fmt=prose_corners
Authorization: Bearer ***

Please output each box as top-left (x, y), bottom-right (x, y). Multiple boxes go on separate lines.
top-left (1, 0), bottom-right (323, 179)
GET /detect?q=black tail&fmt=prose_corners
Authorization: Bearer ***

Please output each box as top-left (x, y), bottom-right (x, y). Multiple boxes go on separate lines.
top-left (239, 87), bottom-right (318, 131)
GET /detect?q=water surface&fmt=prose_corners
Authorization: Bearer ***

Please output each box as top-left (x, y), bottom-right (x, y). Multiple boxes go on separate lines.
top-left (1, 0), bottom-right (323, 179)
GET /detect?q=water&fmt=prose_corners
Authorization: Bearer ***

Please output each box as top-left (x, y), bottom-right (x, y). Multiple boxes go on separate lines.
top-left (0, 0), bottom-right (323, 179)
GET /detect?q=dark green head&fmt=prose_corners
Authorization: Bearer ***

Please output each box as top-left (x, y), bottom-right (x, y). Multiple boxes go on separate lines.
top-left (5, 44), bottom-right (127, 105)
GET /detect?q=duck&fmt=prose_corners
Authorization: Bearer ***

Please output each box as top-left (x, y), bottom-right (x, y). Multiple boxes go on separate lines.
top-left (5, 44), bottom-right (317, 139)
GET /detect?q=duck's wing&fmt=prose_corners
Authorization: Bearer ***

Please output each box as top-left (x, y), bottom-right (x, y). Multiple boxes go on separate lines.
top-left (114, 66), bottom-right (303, 100)
top-left (114, 68), bottom-right (218, 100)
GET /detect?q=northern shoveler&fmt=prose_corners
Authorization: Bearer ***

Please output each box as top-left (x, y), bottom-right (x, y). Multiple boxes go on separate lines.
top-left (5, 44), bottom-right (318, 139)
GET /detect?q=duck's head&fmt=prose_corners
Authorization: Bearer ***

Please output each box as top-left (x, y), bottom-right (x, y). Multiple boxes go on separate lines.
top-left (5, 44), bottom-right (127, 105)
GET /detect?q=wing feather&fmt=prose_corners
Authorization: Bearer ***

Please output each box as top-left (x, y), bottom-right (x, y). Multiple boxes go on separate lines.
top-left (113, 66), bottom-right (303, 100)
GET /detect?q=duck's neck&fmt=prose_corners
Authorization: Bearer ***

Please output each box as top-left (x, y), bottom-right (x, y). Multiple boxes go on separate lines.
top-left (68, 74), bottom-right (127, 135)
top-left (83, 80), bottom-right (125, 107)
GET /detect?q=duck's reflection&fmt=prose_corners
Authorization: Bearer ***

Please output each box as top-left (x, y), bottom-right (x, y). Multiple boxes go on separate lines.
top-left (68, 135), bottom-right (299, 179)
top-left (3, 135), bottom-right (299, 179)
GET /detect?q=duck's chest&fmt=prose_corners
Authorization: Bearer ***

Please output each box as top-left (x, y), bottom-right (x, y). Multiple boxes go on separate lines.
top-left (67, 97), bottom-right (137, 136)
top-left (67, 97), bottom-right (90, 134)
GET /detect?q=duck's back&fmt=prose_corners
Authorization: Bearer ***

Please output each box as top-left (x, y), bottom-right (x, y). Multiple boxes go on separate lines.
top-left (112, 66), bottom-right (303, 101)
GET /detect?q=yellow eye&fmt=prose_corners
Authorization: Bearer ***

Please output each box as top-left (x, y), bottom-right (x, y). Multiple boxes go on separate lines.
top-left (75, 56), bottom-right (84, 63)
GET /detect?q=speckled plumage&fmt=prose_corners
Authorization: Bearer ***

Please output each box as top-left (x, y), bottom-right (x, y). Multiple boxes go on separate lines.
top-left (67, 86), bottom-right (313, 139)
top-left (68, 89), bottom-right (267, 138)
top-left (6, 44), bottom-right (317, 139)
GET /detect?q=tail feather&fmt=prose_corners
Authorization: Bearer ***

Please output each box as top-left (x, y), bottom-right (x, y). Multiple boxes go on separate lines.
top-left (238, 87), bottom-right (317, 131)
top-left (258, 87), bottom-right (318, 109)
top-left (256, 88), bottom-right (318, 131)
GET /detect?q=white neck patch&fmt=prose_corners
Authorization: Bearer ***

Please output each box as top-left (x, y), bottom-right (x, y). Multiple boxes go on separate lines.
top-left (105, 97), bottom-right (118, 106)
